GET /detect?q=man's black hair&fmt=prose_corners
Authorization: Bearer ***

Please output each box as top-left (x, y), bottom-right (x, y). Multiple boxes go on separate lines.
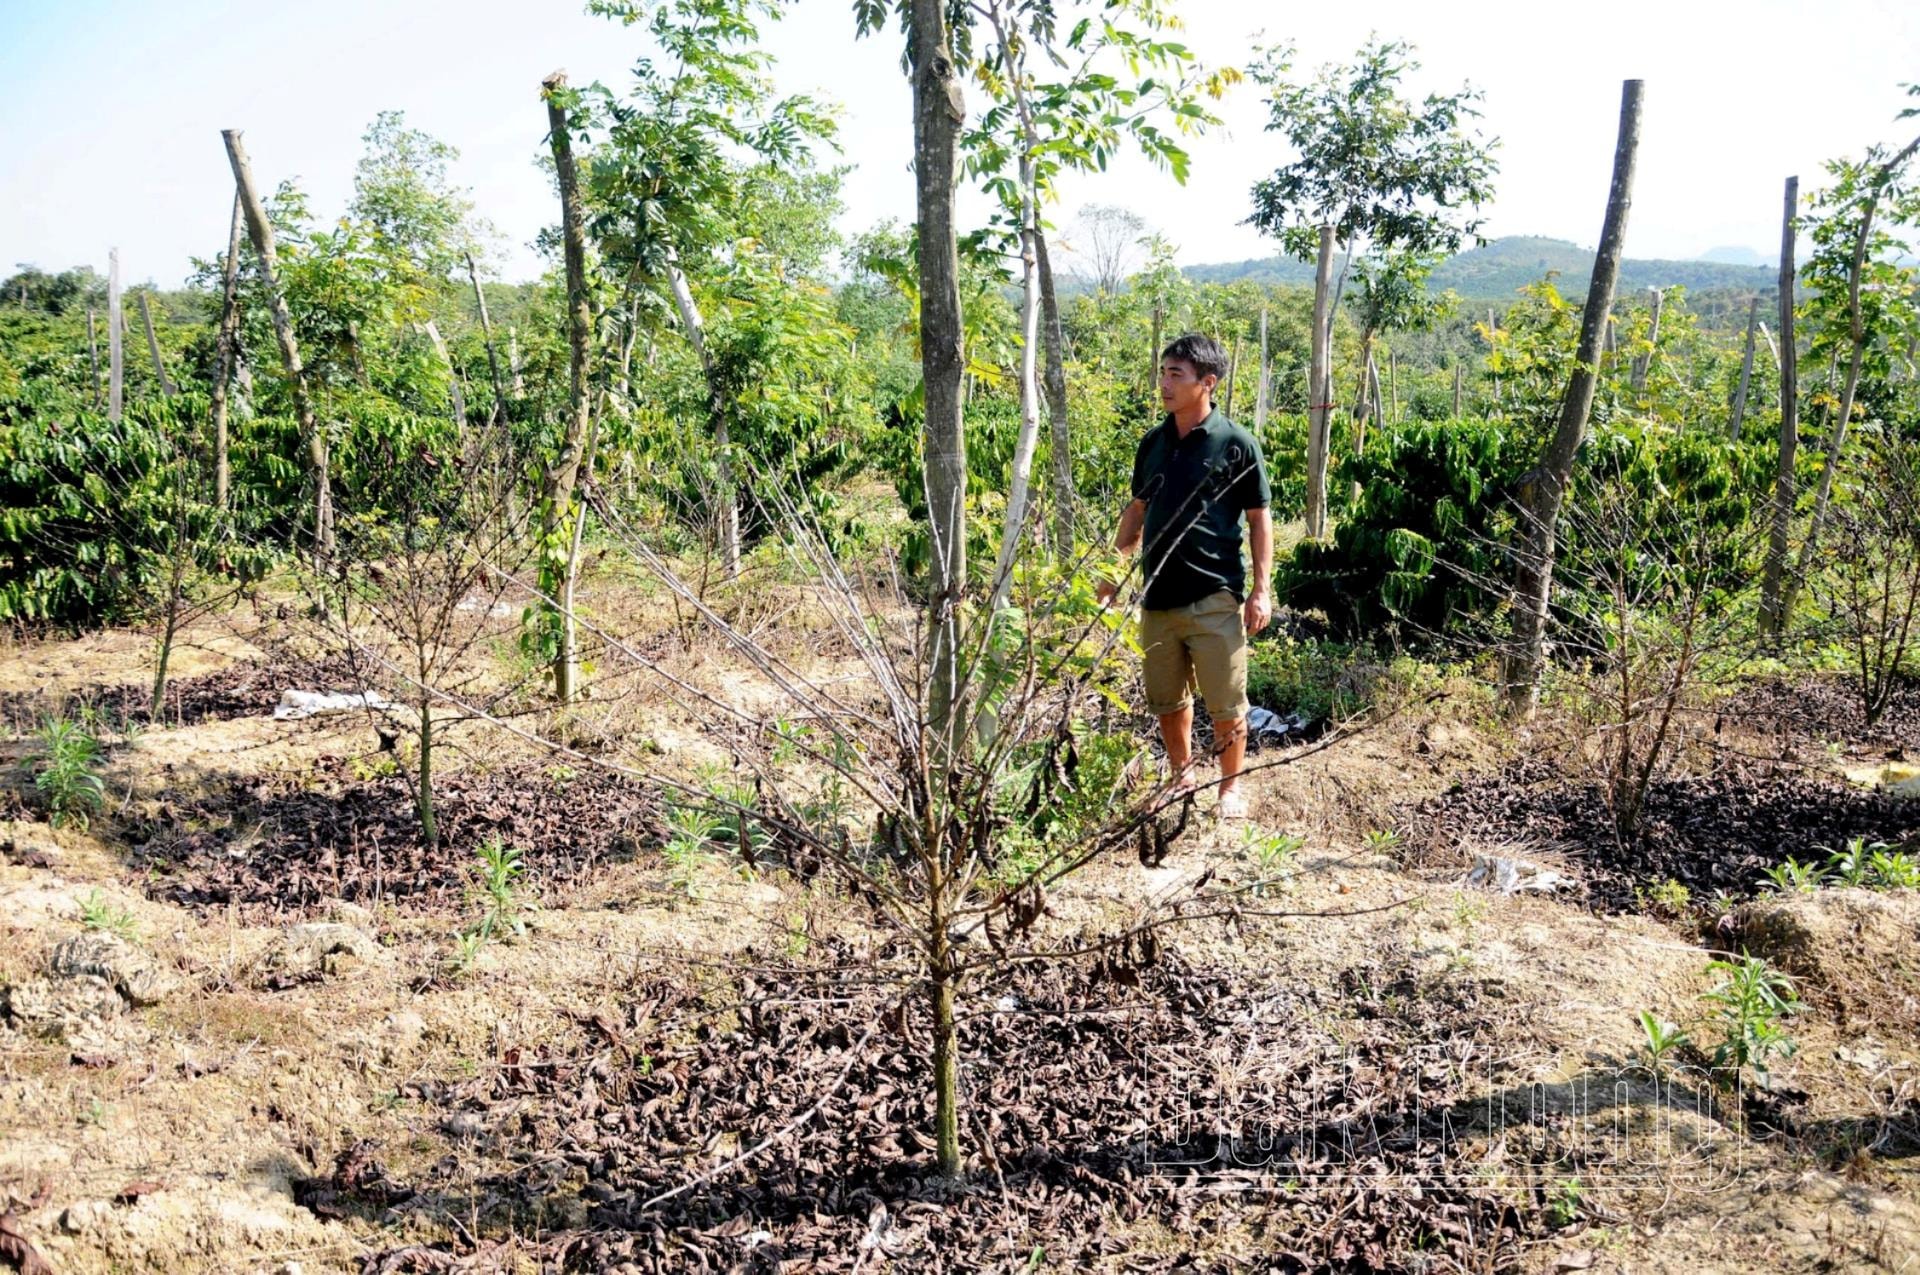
top-left (1160, 332), bottom-right (1229, 383)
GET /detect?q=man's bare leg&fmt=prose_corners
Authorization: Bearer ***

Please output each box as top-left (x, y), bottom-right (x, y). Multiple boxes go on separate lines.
top-left (1214, 715), bottom-right (1249, 817)
top-left (1157, 706), bottom-right (1195, 791)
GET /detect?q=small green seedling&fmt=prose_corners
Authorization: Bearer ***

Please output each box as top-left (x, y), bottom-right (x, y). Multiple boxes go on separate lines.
top-left (1242, 827), bottom-right (1305, 873)
top-left (1452, 894), bottom-right (1488, 934)
top-left (471, 838), bottom-right (527, 941)
top-left (1636, 1010), bottom-right (1689, 1075)
top-left (1547, 1177), bottom-right (1583, 1227)
top-left (78, 888), bottom-right (139, 941)
top-left (1825, 838), bottom-right (1880, 888)
top-left (1362, 828), bottom-right (1404, 854)
top-left (447, 931), bottom-right (486, 977)
top-left (1638, 878), bottom-right (1691, 916)
top-left (1703, 953), bottom-right (1800, 1086)
top-left (28, 716), bottom-right (106, 830)
top-left (1868, 847), bottom-right (1918, 890)
top-left (662, 802), bottom-right (725, 898)
top-left (1762, 858), bottom-right (1824, 894)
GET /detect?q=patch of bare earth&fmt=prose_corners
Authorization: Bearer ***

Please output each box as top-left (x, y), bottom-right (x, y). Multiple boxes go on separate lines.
top-left (1, 610), bottom-right (1917, 1272)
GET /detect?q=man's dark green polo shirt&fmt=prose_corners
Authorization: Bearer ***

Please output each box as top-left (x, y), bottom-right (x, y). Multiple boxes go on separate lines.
top-left (1130, 409), bottom-right (1271, 611)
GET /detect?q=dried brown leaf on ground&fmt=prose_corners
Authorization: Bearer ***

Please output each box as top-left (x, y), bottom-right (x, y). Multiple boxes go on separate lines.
top-left (0, 1214), bottom-right (54, 1275)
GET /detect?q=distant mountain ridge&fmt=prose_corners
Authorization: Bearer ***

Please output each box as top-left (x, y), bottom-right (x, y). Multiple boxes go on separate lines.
top-left (1182, 235), bottom-right (1778, 303)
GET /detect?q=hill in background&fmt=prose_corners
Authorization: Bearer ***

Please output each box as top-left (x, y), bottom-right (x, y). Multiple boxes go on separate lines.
top-left (1180, 235), bottom-right (1777, 307)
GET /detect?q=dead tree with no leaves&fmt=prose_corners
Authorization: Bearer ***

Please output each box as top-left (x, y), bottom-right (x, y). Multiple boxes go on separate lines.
top-left (223, 129), bottom-right (334, 557)
top-left (1503, 79), bottom-right (1644, 715)
top-left (1758, 176), bottom-right (1801, 638)
top-left (107, 248), bottom-right (123, 423)
top-left (209, 189), bottom-right (245, 509)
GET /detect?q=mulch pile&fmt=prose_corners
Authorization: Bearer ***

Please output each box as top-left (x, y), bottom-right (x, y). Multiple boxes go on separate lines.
top-left (1713, 673), bottom-right (1920, 752)
top-left (129, 756), bottom-right (661, 916)
top-left (345, 949), bottom-right (1546, 1273)
top-left (1410, 757), bottom-right (1920, 913)
top-left (0, 649), bottom-right (366, 732)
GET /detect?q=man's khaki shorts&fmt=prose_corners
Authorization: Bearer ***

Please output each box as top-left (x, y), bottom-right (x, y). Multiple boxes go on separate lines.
top-left (1139, 590), bottom-right (1249, 721)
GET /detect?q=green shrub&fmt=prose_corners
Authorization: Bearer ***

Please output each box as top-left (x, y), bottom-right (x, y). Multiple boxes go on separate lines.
top-left (1245, 635), bottom-right (1367, 722)
top-left (991, 726), bottom-right (1148, 883)
top-left (0, 392), bottom-right (277, 627)
top-left (1280, 417), bottom-right (1522, 641)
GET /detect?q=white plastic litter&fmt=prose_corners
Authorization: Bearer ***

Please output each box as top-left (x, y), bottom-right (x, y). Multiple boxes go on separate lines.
top-left (1247, 706), bottom-right (1310, 741)
top-left (1462, 854), bottom-right (1575, 894)
top-left (456, 595), bottom-right (518, 619)
top-left (273, 689), bottom-right (394, 720)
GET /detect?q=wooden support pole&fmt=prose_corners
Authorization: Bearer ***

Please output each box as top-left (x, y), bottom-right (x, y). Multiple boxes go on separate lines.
top-left (1758, 176), bottom-right (1800, 637)
top-left (87, 308), bottom-right (102, 411)
top-left (224, 127), bottom-right (333, 557)
top-left (139, 292), bottom-right (177, 398)
top-left (210, 188), bottom-right (244, 509)
top-left (1729, 294), bottom-right (1759, 440)
top-left (1253, 305), bottom-right (1270, 440)
top-left (108, 248), bottom-right (123, 423)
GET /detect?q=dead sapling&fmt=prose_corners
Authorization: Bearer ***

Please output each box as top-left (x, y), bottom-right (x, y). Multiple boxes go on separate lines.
top-left (427, 464), bottom-right (1405, 1188)
top-left (299, 433), bottom-right (535, 857)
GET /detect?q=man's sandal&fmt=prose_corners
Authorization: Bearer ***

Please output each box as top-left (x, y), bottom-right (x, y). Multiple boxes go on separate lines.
top-left (1216, 790), bottom-right (1249, 821)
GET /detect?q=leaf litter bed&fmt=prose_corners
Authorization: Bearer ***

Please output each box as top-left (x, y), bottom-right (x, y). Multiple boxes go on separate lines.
top-left (1712, 672), bottom-right (1920, 751)
top-left (0, 649), bottom-right (366, 731)
top-left (127, 756), bottom-right (662, 916)
top-left (338, 947), bottom-right (1552, 1272)
top-left (1409, 757), bottom-right (1920, 914)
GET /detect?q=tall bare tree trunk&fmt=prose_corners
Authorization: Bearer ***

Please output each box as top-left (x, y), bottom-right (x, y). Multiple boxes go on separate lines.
top-left (139, 293), bottom-right (177, 398)
top-left (224, 130), bottom-right (333, 557)
top-left (1758, 176), bottom-right (1801, 638)
top-left (1305, 226), bottom-right (1336, 539)
top-left (913, 0), bottom-right (968, 759)
top-left (1348, 330), bottom-right (1377, 506)
top-left (1387, 347), bottom-right (1398, 423)
top-left (539, 73), bottom-right (596, 704)
top-left (421, 321), bottom-right (466, 424)
top-left (508, 327), bottom-right (527, 397)
top-left (108, 249), bottom-right (123, 423)
top-left (1035, 225), bottom-right (1073, 557)
top-left (987, 76), bottom-right (1043, 612)
top-left (1254, 305), bottom-right (1270, 440)
top-left (1729, 294), bottom-right (1759, 441)
top-left (1146, 304), bottom-right (1163, 404)
top-left (665, 251), bottom-right (741, 578)
top-left (465, 252), bottom-right (511, 428)
top-left (1223, 332), bottom-right (1240, 417)
top-left (1486, 307), bottom-right (1500, 407)
top-left (1784, 130), bottom-right (1920, 621)
top-left (209, 189), bottom-right (244, 509)
top-left (87, 308), bottom-right (102, 411)
top-left (1503, 79), bottom-right (1644, 715)
top-left (909, 0), bottom-right (969, 1175)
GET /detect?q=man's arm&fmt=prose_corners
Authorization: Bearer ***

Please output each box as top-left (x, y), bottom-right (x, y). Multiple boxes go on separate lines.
top-left (1095, 498), bottom-right (1147, 605)
top-left (1243, 507), bottom-right (1273, 634)
top-left (1115, 498), bottom-right (1145, 554)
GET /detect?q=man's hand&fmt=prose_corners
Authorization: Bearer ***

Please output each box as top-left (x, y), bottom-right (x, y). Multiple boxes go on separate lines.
top-left (1094, 579), bottom-right (1119, 609)
top-left (1243, 590), bottom-right (1273, 635)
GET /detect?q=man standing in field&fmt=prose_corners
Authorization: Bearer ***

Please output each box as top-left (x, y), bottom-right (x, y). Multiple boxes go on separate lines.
top-left (1097, 334), bottom-right (1273, 821)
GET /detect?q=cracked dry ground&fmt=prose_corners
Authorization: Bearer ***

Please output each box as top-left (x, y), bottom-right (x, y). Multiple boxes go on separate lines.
top-left (2, 614), bottom-right (1918, 1273)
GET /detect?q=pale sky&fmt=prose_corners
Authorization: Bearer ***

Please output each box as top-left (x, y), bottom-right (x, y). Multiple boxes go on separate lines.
top-left (4, 0), bottom-right (1917, 289)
